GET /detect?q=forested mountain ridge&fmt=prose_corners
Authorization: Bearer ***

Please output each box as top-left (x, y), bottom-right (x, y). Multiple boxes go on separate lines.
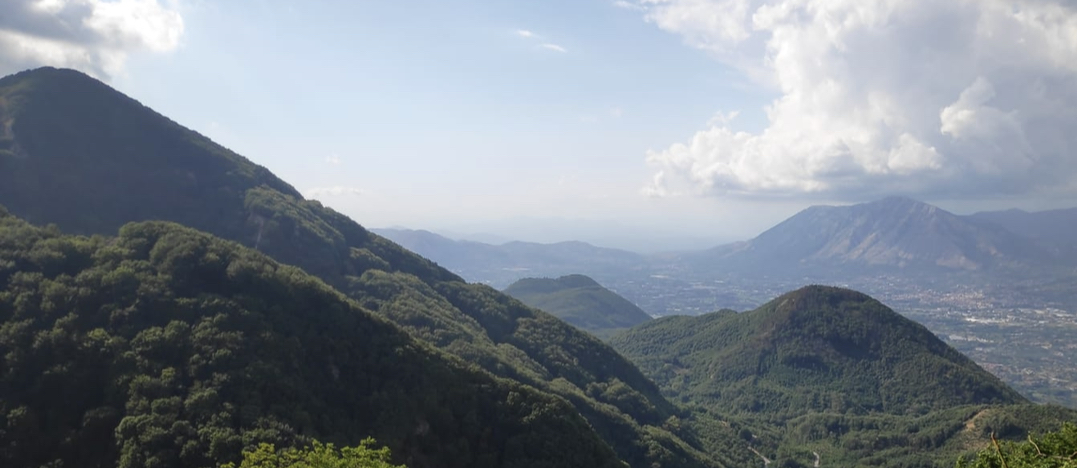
top-left (612, 285), bottom-right (1025, 416)
top-left (0, 67), bottom-right (458, 288)
top-left (0, 67), bottom-right (719, 468)
top-left (504, 275), bottom-right (652, 338)
top-left (610, 286), bottom-right (1077, 467)
top-left (0, 207), bottom-right (623, 468)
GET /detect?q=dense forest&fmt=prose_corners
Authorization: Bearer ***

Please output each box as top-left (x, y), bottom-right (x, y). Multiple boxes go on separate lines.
top-left (0, 67), bottom-right (1074, 468)
top-left (611, 286), bottom-right (1024, 416)
top-left (957, 423), bottom-right (1077, 468)
top-left (610, 286), bottom-right (1077, 466)
top-left (222, 439), bottom-right (406, 468)
top-left (0, 67), bottom-right (723, 468)
top-left (0, 207), bottom-right (624, 468)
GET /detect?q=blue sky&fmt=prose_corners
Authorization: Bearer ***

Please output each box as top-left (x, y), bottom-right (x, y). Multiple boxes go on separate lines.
top-left (113, 0), bottom-right (780, 249)
top-left (3, 0), bottom-right (1077, 251)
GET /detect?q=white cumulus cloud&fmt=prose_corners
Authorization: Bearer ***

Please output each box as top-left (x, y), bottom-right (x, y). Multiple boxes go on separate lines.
top-left (0, 0), bottom-right (184, 79)
top-left (631, 0), bottom-right (1077, 200)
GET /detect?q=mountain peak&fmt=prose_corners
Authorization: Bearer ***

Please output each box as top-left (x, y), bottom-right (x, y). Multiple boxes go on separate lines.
top-left (13, 66), bottom-right (90, 80)
top-left (761, 285), bottom-right (916, 337)
top-left (553, 273), bottom-right (602, 288)
top-left (505, 274), bottom-right (651, 338)
top-left (874, 195), bottom-right (923, 204)
top-left (769, 285), bottom-right (876, 315)
top-left (719, 196), bottom-right (1042, 272)
top-left (611, 286), bottom-right (1025, 416)
top-left (0, 68), bottom-right (302, 235)
top-left (0, 67), bottom-right (107, 100)
top-left (866, 195), bottom-right (937, 212)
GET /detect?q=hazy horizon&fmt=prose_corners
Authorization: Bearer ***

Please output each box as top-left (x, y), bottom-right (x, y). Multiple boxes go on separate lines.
top-left (374, 196), bottom-right (1077, 253)
top-left (2, 0), bottom-right (1076, 247)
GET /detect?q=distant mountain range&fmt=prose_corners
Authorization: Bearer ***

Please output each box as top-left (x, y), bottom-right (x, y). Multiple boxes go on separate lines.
top-left (504, 274), bottom-right (652, 339)
top-left (969, 207), bottom-right (1077, 262)
top-left (379, 197), bottom-right (1077, 290)
top-left (372, 228), bottom-right (646, 288)
top-left (695, 196), bottom-right (1055, 275)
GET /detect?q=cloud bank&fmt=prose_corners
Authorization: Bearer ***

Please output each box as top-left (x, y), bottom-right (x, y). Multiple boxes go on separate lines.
top-left (0, 0), bottom-right (184, 79)
top-left (634, 0), bottom-right (1077, 200)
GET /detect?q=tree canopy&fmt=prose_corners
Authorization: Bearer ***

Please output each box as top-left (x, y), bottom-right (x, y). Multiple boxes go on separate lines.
top-left (221, 439), bottom-right (405, 468)
top-left (0, 67), bottom-right (721, 468)
top-left (957, 423), bottom-right (1077, 468)
top-left (0, 210), bottom-right (623, 468)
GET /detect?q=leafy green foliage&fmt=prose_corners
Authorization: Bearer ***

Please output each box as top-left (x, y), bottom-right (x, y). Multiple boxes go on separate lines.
top-left (221, 439), bottom-right (405, 468)
top-left (0, 67), bottom-right (719, 468)
top-left (504, 274), bottom-right (652, 339)
top-left (7, 67), bottom-right (1068, 468)
top-left (610, 286), bottom-right (1077, 467)
top-left (611, 286), bottom-right (1024, 419)
top-left (957, 423), bottom-right (1077, 468)
top-left (0, 212), bottom-right (624, 468)
top-left (350, 273), bottom-right (716, 468)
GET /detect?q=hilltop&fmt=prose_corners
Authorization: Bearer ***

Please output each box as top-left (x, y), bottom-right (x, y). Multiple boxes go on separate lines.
top-left (612, 285), bottom-right (1024, 416)
top-left (504, 274), bottom-right (652, 338)
top-left (610, 286), bottom-right (1074, 466)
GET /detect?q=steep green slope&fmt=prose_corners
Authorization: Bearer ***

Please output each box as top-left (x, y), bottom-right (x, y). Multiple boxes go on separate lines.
top-left (0, 208), bottom-right (622, 468)
top-left (0, 67), bottom-right (716, 468)
top-left (0, 69), bottom-right (300, 239)
top-left (775, 403), bottom-right (1077, 467)
top-left (611, 286), bottom-right (1077, 467)
top-left (504, 274), bottom-right (652, 338)
top-left (612, 285), bottom-right (1024, 417)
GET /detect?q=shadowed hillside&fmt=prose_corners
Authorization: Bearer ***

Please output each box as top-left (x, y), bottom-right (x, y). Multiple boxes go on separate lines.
top-left (610, 286), bottom-right (1076, 467)
top-left (0, 208), bottom-right (622, 468)
top-left (612, 285), bottom-right (1025, 416)
top-left (0, 67), bottom-right (718, 468)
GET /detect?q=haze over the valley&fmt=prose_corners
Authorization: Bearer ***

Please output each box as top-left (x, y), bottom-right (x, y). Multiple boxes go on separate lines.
top-left (3, 0), bottom-right (1077, 250)
top-left (3, 2), bottom-right (1077, 466)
